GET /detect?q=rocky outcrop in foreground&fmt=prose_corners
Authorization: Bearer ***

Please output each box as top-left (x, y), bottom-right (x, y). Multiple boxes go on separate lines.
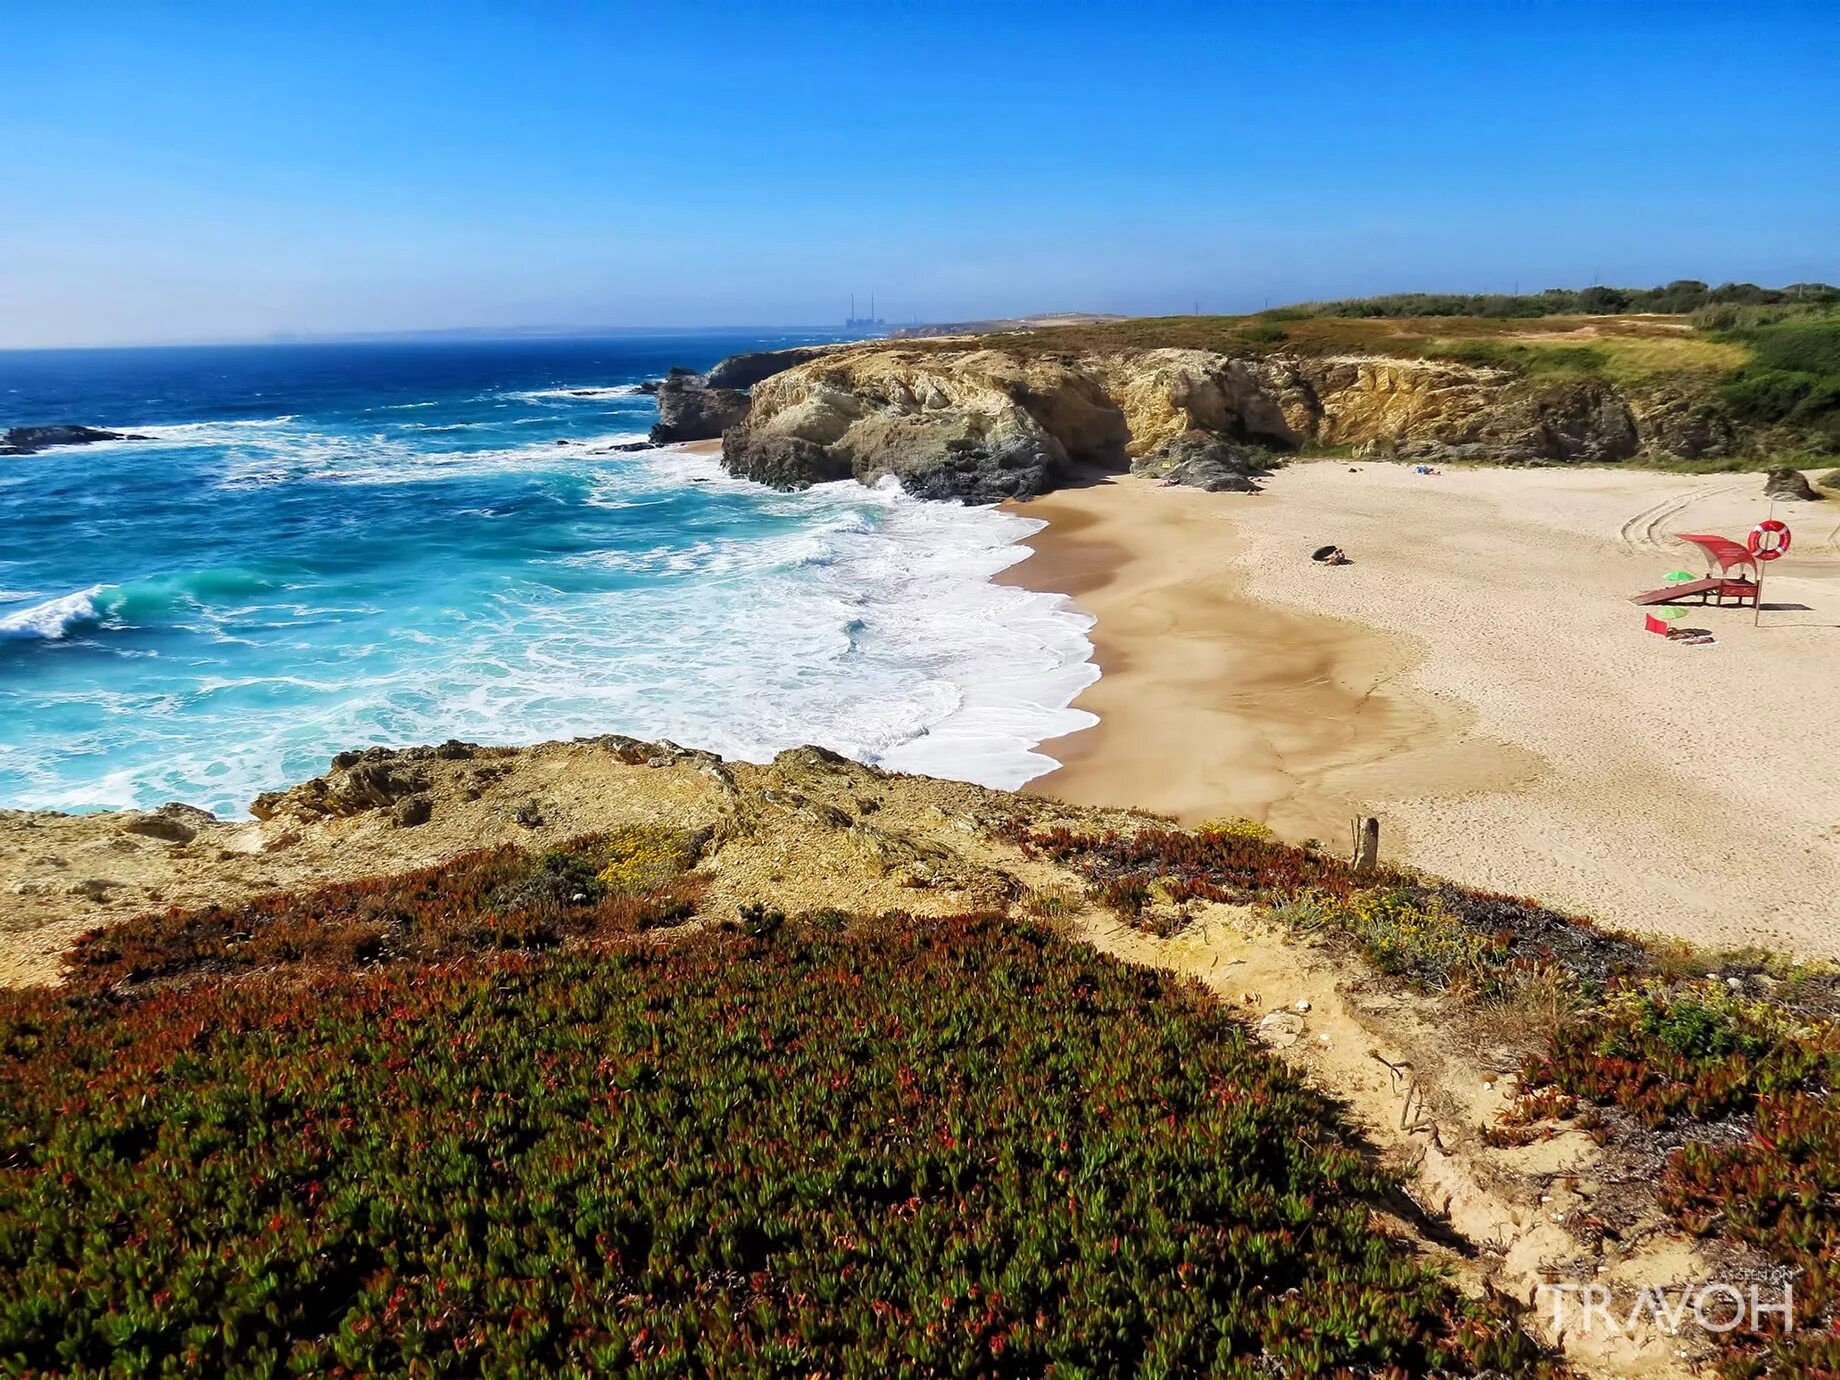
top-left (1, 425), bottom-right (149, 456)
top-left (718, 342), bottom-right (1684, 503)
top-left (0, 733), bottom-right (1740, 1374)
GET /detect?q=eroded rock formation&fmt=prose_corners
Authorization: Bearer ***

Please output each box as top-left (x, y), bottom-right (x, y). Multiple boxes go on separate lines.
top-left (720, 342), bottom-right (1679, 502)
top-left (723, 347), bottom-right (1299, 502)
top-left (703, 345), bottom-right (852, 390)
top-left (648, 369), bottom-right (751, 444)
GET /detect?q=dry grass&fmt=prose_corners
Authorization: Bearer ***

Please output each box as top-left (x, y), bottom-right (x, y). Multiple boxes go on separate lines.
top-left (927, 311), bottom-right (1752, 383)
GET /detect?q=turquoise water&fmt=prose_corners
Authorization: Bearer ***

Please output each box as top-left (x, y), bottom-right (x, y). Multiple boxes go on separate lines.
top-left (0, 336), bottom-right (1096, 816)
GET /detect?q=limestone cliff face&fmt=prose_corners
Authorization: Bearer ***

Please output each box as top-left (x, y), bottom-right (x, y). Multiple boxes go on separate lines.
top-left (726, 347), bottom-right (1297, 501)
top-left (722, 342), bottom-right (1692, 502)
top-left (1255, 356), bottom-right (1641, 462)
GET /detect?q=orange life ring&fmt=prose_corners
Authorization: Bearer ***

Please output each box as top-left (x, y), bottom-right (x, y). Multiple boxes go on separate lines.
top-left (1748, 519), bottom-right (1791, 561)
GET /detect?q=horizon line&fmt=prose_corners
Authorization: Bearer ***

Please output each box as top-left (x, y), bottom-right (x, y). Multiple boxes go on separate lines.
top-left (0, 323), bottom-right (901, 355)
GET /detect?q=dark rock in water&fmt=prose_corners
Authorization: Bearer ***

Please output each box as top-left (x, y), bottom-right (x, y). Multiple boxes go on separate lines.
top-left (1131, 430), bottom-right (1269, 493)
top-left (723, 417), bottom-right (1057, 503)
top-left (1, 424), bottom-right (150, 456)
top-left (1764, 467), bottom-right (1821, 501)
top-left (704, 346), bottom-right (840, 390)
top-left (720, 427), bottom-right (852, 489)
top-left (636, 379), bottom-right (660, 395)
top-left (649, 372), bottom-right (751, 443)
top-left (601, 441), bottom-right (658, 454)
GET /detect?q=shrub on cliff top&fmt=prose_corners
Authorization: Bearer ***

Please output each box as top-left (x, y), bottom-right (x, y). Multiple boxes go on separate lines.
top-left (1509, 978), bottom-right (1840, 1373)
top-left (0, 909), bottom-right (1543, 1376)
top-left (60, 834), bottom-right (701, 991)
top-left (1010, 822), bottom-right (1642, 992)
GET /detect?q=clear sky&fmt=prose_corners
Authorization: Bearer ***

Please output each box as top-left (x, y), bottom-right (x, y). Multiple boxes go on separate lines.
top-left (2, 0), bottom-right (1835, 347)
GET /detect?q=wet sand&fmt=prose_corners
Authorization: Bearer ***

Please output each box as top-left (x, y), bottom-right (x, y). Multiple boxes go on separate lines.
top-left (998, 475), bottom-right (1539, 845)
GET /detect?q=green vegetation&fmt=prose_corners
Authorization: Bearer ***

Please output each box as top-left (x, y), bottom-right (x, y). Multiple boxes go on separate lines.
top-left (0, 841), bottom-right (1544, 1376)
top-left (10, 802), bottom-right (1838, 1374)
top-left (1008, 821), bottom-right (1645, 996)
top-left (1012, 820), bottom-right (1840, 1371)
top-left (979, 308), bottom-right (1745, 383)
top-left (60, 833), bottom-right (704, 989)
top-left (1514, 977), bottom-right (1840, 1375)
top-left (1711, 308), bottom-right (1840, 449)
top-left (922, 281), bottom-right (1840, 455)
top-left (1291, 281), bottom-right (1840, 321)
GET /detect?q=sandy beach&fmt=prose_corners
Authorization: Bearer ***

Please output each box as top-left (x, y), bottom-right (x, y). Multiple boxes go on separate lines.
top-left (1004, 463), bottom-right (1840, 955)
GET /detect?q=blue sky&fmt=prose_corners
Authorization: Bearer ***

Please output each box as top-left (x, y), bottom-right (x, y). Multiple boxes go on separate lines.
top-left (1, 1), bottom-right (1834, 347)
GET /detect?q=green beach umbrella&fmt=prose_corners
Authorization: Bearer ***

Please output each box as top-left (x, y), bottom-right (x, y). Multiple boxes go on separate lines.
top-left (1654, 605), bottom-right (1691, 622)
top-left (1663, 570), bottom-right (1696, 583)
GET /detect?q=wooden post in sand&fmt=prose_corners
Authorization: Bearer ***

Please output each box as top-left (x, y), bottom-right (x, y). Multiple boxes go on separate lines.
top-left (1352, 816), bottom-right (1380, 872)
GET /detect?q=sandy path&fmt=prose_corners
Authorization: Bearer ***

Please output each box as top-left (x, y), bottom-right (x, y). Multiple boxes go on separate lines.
top-left (1007, 465), bottom-right (1840, 955)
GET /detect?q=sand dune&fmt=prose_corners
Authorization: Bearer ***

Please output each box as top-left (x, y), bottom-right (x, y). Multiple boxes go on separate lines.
top-left (1006, 464), bottom-right (1840, 956)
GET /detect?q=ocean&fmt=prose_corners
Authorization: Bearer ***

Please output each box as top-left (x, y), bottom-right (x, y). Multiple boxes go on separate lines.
top-left (0, 334), bottom-right (1097, 817)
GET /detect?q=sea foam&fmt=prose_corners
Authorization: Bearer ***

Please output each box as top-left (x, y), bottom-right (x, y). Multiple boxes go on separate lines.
top-left (0, 587), bottom-right (104, 641)
top-left (0, 341), bottom-right (1098, 815)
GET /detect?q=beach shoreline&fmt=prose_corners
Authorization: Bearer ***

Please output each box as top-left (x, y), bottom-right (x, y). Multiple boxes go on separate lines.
top-left (995, 474), bottom-right (1535, 844)
top-left (1001, 463), bottom-right (1840, 956)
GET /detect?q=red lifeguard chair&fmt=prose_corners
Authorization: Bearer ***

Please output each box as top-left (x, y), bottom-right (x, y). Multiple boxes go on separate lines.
top-left (1630, 534), bottom-right (1760, 609)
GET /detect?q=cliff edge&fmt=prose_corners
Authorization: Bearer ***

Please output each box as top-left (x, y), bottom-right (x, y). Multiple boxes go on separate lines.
top-left (709, 297), bottom-right (1840, 502)
top-left (720, 340), bottom-right (1667, 501)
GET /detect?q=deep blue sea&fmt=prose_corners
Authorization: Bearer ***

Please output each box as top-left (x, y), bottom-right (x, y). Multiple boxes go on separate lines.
top-left (0, 334), bottom-right (1096, 816)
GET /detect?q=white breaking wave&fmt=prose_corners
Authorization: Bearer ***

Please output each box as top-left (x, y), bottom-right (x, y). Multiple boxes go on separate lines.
top-left (0, 586), bottom-right (103, 641)
top-left (499, 385), bottom-right (645, 404)
top-left (0, 420), bottom-right (1099, 812)
top-left (545, 449), bottom-right (1100, 790)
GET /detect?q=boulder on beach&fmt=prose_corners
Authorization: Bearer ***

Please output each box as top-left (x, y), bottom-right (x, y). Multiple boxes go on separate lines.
top-left (1130, 430), bottom-right (1270, 493)
top-left (1764, 467), bottom-right (1821, 501)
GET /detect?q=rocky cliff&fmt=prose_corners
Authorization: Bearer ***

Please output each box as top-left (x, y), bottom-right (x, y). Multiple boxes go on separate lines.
top-left (719, 341), bottom-right (1732, 502)
top-left (702, 343), bottom-right (856, 389)
top-left (722, 347), bottom-right (1298, 501)
top-left (648, 368), bottom-right (751, 444)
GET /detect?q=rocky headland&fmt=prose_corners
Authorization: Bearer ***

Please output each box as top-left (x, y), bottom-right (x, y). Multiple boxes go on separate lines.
top-left (707, 330), bottom-right (1794, 503)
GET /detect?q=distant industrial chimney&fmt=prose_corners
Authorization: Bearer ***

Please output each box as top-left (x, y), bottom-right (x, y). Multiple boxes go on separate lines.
top-left (843, 292), bottom-right (885, 331)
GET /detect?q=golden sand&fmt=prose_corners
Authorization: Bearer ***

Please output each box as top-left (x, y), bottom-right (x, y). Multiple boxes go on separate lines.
top-left (1005, 464), bottom-right (1840, 955)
